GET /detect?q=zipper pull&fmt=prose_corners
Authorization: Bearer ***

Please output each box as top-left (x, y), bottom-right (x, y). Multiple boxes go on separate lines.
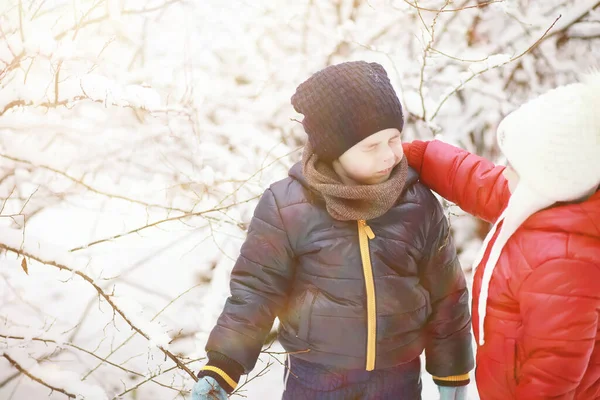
top-left (359, 220), bottom-right (375, 239)
top-left (364, 225), bottom-right (375, 240)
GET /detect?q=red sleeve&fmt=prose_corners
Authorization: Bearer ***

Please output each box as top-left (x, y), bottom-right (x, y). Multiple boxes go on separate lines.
top-left (403, 140), bottom-right (511, 223)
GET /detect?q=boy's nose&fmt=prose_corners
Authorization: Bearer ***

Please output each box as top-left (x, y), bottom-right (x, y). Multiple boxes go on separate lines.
top-left (382, 147), bottom-right (396, 163)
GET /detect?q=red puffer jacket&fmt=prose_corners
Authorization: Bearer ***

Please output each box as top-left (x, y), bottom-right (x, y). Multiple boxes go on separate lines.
top-left (404, 140), bottom-right (600, 400)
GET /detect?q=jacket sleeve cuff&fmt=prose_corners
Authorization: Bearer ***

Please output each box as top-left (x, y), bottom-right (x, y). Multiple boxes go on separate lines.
top-left (405, 140), bottom-right (429, 174)
top-left (432, 373), bottom-right (470, 387)
top-left (197, 351), bottom-right (244, 394)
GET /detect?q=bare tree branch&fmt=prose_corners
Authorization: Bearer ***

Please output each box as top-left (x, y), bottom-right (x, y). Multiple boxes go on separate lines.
top-left (55, 0), bottom-right (186, 41)
top-left (67, 195), bottom-right (259, 252)
top-left (66, 145), bottom-right (298, 252)
top-left (490, 0), bottom-right (600, 54)
top-left (53, 61), bottom-right (62, 105)
top-left (416, 0), bottom-right (451, 120)
top-left (232, 359), bottom-right (273, 397)
top-left (116, 357), bottom-right (204, 398)
top-left (122, 0), bottom-right (185, 15)
top-left (18, 0), bottom-right (25, 42)
top-left (0, 371), bottom-right (20, 389)
top-left (0, 334), bottom-right (144, 377)
top-left (0, 154), bottom-right (191, 214)
top-left (0, 186), bottom-right (16, 215)
top-left (402, 0), bottom-right (503, 13)
top-left (2, 353), bottom-right (76, 398)
top-left (72, 0), bottom-right (104, 40)
top-left (0, 243), bottom-right (198, 381)
top-left (430, 15), bottom-right (562, 121)
top-left (82, 283), bottom-right (203, 380)
top-left (0, 51), bottom-right (25, 83)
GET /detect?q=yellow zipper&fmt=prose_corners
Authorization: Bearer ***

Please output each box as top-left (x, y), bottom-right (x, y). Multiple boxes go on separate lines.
top-left (357, 219), bottom-right (376, 371)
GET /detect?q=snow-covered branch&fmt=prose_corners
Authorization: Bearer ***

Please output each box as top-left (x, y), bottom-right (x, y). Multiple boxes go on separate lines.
top-left (0, 240), bottom-right (197, 381)
top-left (2, 354), bottom-right (76, 398)
top-left (0, 153), bottom-right (190, 213)
top-left (430, 15), bottom-right (562, 121)
top-left (1, 334), bottom-right (144, 377)
top-left (67, 194), bottom-right (259, 252)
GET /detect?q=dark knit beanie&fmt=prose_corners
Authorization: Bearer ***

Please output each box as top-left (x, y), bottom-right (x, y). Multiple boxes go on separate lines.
top-left (291, 61), bottom-right (404, 162)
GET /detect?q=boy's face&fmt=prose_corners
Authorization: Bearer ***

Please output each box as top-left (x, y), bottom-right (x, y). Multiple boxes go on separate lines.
top-left (334, 128), bottom-right (404, 185)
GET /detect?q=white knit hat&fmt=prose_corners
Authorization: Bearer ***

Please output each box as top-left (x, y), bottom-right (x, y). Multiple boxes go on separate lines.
top-left (473, 73), bottom-right (600, 345)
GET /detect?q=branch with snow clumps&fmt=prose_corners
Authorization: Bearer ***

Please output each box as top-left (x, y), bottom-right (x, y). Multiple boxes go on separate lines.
top-left (0, 228), bottom-right (198, 382)
top-left (0, 75), bottom-right (161, 116)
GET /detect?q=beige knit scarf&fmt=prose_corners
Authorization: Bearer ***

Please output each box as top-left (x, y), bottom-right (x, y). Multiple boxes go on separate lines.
top-left (301, 143), bottom-right (408, 221)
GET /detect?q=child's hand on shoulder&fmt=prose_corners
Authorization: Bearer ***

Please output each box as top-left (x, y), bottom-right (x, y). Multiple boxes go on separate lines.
top-left (402, 141), bottom-right (412, 155)
top-left (401, 140), bottom-right (429, 174)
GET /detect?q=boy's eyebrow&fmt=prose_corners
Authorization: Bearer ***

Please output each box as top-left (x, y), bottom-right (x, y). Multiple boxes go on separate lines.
top-left (362, 134), bottom-right (399, 147)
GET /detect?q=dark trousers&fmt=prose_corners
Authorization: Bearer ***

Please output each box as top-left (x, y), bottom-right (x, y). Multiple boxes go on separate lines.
top-left (282, 356), bottom-right (422, 400)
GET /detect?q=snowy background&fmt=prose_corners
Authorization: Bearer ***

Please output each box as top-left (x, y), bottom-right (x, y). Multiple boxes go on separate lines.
top-left (1, 0), bottom-right (599, 399)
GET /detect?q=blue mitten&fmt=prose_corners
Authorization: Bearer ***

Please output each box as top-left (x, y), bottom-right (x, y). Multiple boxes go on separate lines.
top-left (191, 376), bottom-right (228, 400)
top-left (438, 385), bottom-right (467, 400)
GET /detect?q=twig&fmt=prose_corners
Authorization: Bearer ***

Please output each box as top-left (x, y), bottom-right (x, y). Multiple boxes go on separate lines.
top-left (261, 349), bottom-right (311, 356)
top-left (68, 195), bottom-right (259, 252)
top-left (0, 95), bottom-right (97, 115)
top-left (54, 61), bottom-right (62, 105)
top-left (0, 154), bottom-right (190, 214)
top-left (0, 51), bottom-right (25, 84)
top-left (232, 359), bottom-right (273, 396)
top-left (262, 349), bottom-right (311, 382)
top-left (429, 47), bottom-right (491, 63)
top-left (0, 371), bottom-right (20, 389)
top-left (434, 0), bottom-right (471, 43)
top-left (69, 140), bottom-right (295, 252)
top-left (55, 0), bottom-right (185, 41)
top-left (0, 186), bottom-right (16, 215)
top-left (403, 0), bottom-right (503, 12)
top-left (414, 0), bottom-right (430, 36)
top-left (72, 0), bottom-right (104, 40)
top-left (489, 0), bottom-right (599, 54)
top-left (18, 186), bottom-right (38, 216)
top-left (214, 146), bottom-right (301, 209)
top-left (0, 334), bottom-right (144, 377)
top-left (0, 100), bottom-right (27, 115)
top-left (18, 0), bottom-right (25, 42)
top-left (82, 283), bottom-right (203, 379)
top-left (29, 0), bottom-right (48, 20)
top-left (430, 15), bottom-right (561, 121)
top-left (116, 357), bottom-right (204, 397)
top-left (510, 16), bottom-right (562, 62)
top-left (122, 0), bottom-right (184, 15)
top-left (2, 354), bottom-right (76, 398)
top-left (417, 0), bottom-right (451, 120)
top-left (0, 243), bottom-right (198, 381)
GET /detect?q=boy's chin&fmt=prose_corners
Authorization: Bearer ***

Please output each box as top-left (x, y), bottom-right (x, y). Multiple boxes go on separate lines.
top-left (357, 174), bottom-right (390, 185)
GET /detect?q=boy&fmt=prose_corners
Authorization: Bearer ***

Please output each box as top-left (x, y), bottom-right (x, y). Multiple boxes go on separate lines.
top-left (192, 61), bottom-right (474, 399)
top-left (401, 74), bottom-right (600, 399)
